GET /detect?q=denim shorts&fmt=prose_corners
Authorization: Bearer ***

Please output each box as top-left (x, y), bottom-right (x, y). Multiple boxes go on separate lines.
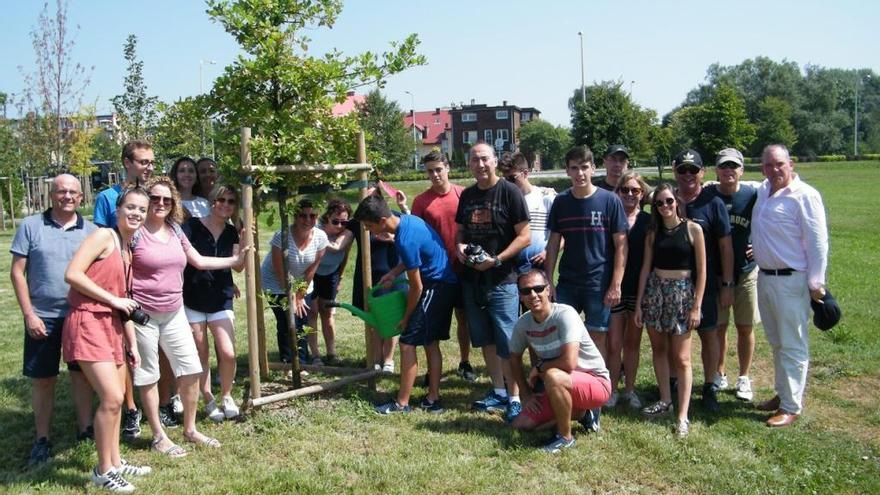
top-left (555, 283), bottom-right (611, 332)
top-left (400, 280), bottom-right (455, 346)
top-left (462, 280), bottom-right (519, 358)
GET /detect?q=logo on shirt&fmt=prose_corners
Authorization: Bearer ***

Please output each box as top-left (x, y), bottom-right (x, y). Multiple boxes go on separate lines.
top-left (527, 325), bottom-right (557, 338)
top-left (590, 211), bottom-right (604, 227)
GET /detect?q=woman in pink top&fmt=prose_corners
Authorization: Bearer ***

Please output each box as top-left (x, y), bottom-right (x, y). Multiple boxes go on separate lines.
top-left (64, 187), bottom-right (151, 491)
top-left (132, 177), bottom-right (247, 456)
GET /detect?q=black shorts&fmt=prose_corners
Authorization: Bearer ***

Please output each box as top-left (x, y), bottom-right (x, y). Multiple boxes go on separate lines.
top-left (400, 280), bottom-right (455, 347)
top-left (314, 269), bottom-right (341, 301)
top-left (697, 289), bottom-right (719, 332)
top-left (23, 316), bottom-right (80, 378)
top-left (611, 295), bottom-right (637, 315)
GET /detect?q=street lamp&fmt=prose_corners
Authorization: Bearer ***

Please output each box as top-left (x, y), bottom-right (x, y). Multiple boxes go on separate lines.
top-left (577, 32), bottom-right (586, 104)
top-left (854, 74), bottom-right (871, 156)
top-left (405, 90), bottom-right (418, 169)
top-left (199, 60), bottom-right (217, 157)
top-left (630, 80), bottom-right (635, 97)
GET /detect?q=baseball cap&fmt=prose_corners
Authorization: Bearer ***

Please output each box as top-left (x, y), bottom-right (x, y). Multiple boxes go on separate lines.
top-left (716, 148), bottom-right (744, 167)
top-left (811, 289), bottom-right (842, 331)
top-left (604, 144), bottom-right (629, 158)
top-left (673, 149), bottom-right (703, 168)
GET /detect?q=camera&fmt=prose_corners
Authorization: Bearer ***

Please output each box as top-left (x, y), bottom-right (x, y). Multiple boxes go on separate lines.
top-left (464, 243), bottom-right (491, 266)
top-left (121, 305), bottom-right (150, 326)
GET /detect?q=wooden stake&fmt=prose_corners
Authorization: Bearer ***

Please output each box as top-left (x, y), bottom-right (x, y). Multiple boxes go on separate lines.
top-left (241, 127), bottom-right (262, 401)
top-left (249, 369), bottom-right (381, 407)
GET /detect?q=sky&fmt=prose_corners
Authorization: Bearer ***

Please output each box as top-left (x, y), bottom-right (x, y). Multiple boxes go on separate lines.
top-left (1, 0), bottom-right (877, 127)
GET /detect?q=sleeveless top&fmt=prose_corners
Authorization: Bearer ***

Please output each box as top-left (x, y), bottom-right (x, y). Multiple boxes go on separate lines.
top-left (653, 221), bottom-right (693, 271)
top-left (67, 238), bottom-right (126, 314)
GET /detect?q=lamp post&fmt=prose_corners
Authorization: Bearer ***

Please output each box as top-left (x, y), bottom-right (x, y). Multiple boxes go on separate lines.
top-left (577, 32), bottom-right (586, 104)
top-left (405, 90), bottom-right (418, 169)
top-left (854, 74), bottom-right (871, 156)
top-left (630, 80), bottom-right (635, 97)
top-left (199, 60), bottom-right (217, 156)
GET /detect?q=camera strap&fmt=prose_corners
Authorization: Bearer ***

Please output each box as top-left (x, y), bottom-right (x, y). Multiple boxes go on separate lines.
top-left (114, 228), bottom-right (134, 299)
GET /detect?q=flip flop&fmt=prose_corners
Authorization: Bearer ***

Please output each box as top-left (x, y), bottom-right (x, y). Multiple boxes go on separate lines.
top-left (184, 433), bottom-right (221, 449)
top-left (151, 437), bottom-right (188, 458)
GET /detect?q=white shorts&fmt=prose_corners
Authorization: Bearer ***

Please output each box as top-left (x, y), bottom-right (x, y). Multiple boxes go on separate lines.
top-left (184, 306), bottom-right (235, 325)
top-left (133, 306), bottom-right (203, 387)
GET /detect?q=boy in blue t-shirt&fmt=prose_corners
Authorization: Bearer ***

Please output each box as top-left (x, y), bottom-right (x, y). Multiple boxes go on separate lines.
top-left (354, 195), bottom-right (456, 415)
top-left (545, 145), bottom-right (628, 357)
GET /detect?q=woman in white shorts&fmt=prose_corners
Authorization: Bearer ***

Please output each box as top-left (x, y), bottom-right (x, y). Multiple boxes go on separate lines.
top-left (131, 176), bottom-right (247, 456)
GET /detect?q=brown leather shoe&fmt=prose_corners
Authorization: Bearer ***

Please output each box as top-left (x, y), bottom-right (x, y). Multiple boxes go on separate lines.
top-left (756, 395), bottom-right (780, 411)
top-left (766, 410), bottom-right (799, 427)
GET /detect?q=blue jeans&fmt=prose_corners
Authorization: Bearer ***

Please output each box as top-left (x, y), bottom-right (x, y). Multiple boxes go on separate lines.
top-left (462, 280), bottom-right (519, 358)
top-left (555, 283), bottom-right (611, 332)
top-left (269, 293), bottom-right (312, 363)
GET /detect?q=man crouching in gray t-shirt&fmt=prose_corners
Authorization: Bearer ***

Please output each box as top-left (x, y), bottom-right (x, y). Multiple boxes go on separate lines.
top-left (509, 269), bottom-right (611, 453)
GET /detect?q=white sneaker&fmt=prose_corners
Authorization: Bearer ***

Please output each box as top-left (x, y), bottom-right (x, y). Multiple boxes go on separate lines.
top-left (118, 459), bottom-right (152, 477)
top-left (605, 391), bottom-right (619, 408)
top-left (676, 419), bottom-right (690, 438)
top-left (170, 394), bottom-right (183, 415)
top-left (222, 395), bottom-right (240, 419)
top-left (735, 375), bottom-right (753, 401)
top-left (206, 399), bottom-right (225, 423)
top-left (381, 362), bottom-right (394, 374)
top-left (622, 390), bottom-right (642, 409)
top-left (92, 467), bottom-right (135, 493)
top-left (713, 372), bottom-right (729, 390)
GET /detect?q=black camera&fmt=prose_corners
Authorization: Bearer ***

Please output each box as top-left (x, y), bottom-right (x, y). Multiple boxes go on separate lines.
top-left (464, 244), bottom-right (491, 266)
top-left (122, 306), bottom-right (150, 326)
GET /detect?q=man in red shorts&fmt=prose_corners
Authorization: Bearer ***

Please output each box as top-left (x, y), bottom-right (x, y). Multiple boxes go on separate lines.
top-left (509, 269), bottom-right (611, 453)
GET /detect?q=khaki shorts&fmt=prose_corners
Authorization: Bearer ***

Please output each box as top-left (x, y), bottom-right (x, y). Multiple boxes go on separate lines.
top-left (717, 267), bottom-right (760, 328)
top-left (133, 306), bottom-right (203, 386)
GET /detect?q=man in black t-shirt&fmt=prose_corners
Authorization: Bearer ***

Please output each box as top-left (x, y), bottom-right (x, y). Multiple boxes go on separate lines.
top-left (455, 141), bottom-right (531, 422)
top-left (594, 144), bottom-right (630, 191)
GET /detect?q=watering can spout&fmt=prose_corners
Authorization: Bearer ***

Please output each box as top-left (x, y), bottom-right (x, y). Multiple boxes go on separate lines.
top-left (325, 301), bottom-right (377, 327)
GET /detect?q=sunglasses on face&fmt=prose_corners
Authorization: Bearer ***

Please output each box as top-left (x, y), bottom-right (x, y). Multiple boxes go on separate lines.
top-left (654, 197), bottom-right (676, 208)
top-left (330, 219), bottom-right (348, 226)
top-left (215, 197), bottom-right (237, 206)
top-left (518, 284), bottom-right (547, 296)
top-left (716, 162), bottom-right (740, 170)
top-left (619, 186), bottom-right (642, 196)
top-left (675, 165), bottom-right (701, 175)
top-left (149, 195), bottom-right (173, 207)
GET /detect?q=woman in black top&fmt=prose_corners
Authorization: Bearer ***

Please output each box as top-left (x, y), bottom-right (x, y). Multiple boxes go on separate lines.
top-left (182, 184), bottom-right (244, 422)
top-left (634, 183), bottom-right (706, 437)
top-left (606, 172), bottom-right (652, 410)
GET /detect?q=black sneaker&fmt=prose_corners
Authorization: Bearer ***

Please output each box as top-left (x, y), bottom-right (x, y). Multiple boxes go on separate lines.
top-left (121, 409), bottom-right (142, 441)
top-left (159, 403), bottom-right (180, 428)
top-left (457, 361), bottom-right (477, 382)
top-left (77, 425), bottom-right (95, 442)
top-left (578, 408), bottom-right (601, 433)
top-left (419, 397), bottom-right (445, 414)
top-left (702, 383), bottom-right (720, 413)
top-left (27, 437), bottom-right (51, 466)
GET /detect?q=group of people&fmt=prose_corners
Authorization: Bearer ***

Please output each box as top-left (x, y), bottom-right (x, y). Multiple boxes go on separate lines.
top-left (14, 141), bottom-right (248, 491)
top-left (13, 135), bottom-right (830, 491)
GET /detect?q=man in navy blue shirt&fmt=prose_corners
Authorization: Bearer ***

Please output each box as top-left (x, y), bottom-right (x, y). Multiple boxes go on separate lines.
top-left (673, 149), bottom-right (734, 413)
top-left (355, 195), bottom-right (457, 415)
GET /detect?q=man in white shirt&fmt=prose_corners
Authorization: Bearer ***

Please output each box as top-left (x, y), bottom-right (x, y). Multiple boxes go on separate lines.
top-left (498, 152), bottom-right (556, 270)
top-left (751, 144), bottom-right (828, 428)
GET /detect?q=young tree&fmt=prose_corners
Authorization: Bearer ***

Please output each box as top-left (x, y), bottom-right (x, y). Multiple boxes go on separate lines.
top-left (517, 120), bottom-right (572, 169)
top-left (568, 81), bottom-right (654, 159)
top-left (357, 89), bottom-right (412, 173)
top-left (206, 0), bottom-right (425, 189)
top-left (111, 34), bottom-right (159, 141)
top-left (66, 105), bottom-right (99, 176)
top-left (19, 0), bottom-right (93, 171)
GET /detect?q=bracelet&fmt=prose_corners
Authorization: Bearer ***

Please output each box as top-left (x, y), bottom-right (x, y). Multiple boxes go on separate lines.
top-left (721, 281), bottom-right (735, 288)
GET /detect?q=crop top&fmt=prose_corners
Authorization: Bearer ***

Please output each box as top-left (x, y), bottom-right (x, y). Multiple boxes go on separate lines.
top-left (653, 221), bottom-right (693, 271)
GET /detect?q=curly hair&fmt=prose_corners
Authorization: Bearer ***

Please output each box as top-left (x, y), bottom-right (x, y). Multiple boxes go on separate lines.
top-left (145, 176), bottom-right (184, 225)
top-left (321, 198), bottom-right (353, 224)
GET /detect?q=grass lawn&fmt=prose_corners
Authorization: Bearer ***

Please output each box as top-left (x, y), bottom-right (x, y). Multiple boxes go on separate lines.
top-left (0, 161), bottom-right (878, 494)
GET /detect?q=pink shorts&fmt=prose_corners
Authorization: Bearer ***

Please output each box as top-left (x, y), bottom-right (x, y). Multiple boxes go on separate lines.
top-left (522, 370), bottom-right (611, 425)
top-left (62, 309), bottom-right (125, 366)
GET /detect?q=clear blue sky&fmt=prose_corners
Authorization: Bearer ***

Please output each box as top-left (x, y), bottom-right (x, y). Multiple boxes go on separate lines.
top-left (1, 0), bottom-right (877, 126)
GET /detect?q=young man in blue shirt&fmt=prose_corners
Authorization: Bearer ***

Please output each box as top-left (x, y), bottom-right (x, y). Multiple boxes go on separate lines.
top-left (355, 195), bottom-right (457, 414)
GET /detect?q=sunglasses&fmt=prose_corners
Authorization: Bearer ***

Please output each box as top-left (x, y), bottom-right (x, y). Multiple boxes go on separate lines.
top-left (619, 186), bottom-right (642, 196)
top-left (149, 195), bottom-right (173, 207)
top-left (675, 165), bottom-right (701, 175)
top-left (215, 197), bottom-right (237, 206)
top-left (297, 212), bottom-right (318, 219)
top-left (654, 197), bottom-right (676, 208)
top-left (330, 219), bottom-right (348, 226)
top-left (716, 162), bottom-right (740, 170)
top-left (518, 284), bottom-right (547, 296)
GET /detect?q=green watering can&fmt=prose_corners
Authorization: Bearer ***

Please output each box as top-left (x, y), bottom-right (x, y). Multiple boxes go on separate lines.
top-left (327, 281), bottom-right (408, 338)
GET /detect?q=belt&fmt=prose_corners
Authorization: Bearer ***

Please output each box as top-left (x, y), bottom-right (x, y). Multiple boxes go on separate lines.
top-left (760, 268), bottom-right (794, 276)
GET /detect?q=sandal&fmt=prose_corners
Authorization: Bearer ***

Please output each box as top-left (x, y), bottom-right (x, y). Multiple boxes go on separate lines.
top-left (641, 400), bottom-right (674, 418)
top-left (184, 432), bottom-right (221, 449)
top-left (151, 436), bottom-right (188, 458)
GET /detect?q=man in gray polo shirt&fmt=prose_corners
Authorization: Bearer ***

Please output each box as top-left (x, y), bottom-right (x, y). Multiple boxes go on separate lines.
top-left (11, 174), bottom-right (96, 466)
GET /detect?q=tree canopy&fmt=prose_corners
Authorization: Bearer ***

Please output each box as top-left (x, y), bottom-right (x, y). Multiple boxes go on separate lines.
top-left (357, 89), bottom-right (413, 174)
top-left (518, 120), bottom-right (572, 169)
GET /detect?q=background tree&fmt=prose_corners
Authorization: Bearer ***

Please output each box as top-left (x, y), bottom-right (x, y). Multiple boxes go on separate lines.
top-left (517, 120), bottom-right (572, 169)
top-left (568, 81), bottom-right (655, 161)
top-left (206, 0), bottom-right (425, 190)
top-left (19, 0), bottom-right (92, 171)
top-left (91, 132), bottom-right (122, 163)
top-left (66, 105), bottom-right (99, 176)
top-left (111, 34), bottom-right (159, 142)
top-left (154, 96), bottom-right (213, 160)
top-left (357, 89), bottom-right (413, 173)
top-left (753, 96), bottom-right (798, 154)
top-left (678, 84), bottom-right (756, 160)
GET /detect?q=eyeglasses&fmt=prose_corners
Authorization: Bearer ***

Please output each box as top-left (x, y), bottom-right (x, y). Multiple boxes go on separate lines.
top-left (131, 158), bottom-right (156, 167)
top-left (149, 195), bottom-right (173, 207)
top-left (518, 284), bottom-right (547, 296)
top-left (330, 219), bottom-right (348, 226)
top-left (716, 162), bottom-right (740, 170)
top-left (215, 197), bottom-right (237, 206)
top-left (654, 197), bottom-right (676, 208)
top-left (54, 189), bottom-right (81, 197)
top-left (675, 165), bottom-right (701, 175)
top-left (297, 212), bottom-right (318, 219)
top-left (618, 186), bottom-right (642, 196)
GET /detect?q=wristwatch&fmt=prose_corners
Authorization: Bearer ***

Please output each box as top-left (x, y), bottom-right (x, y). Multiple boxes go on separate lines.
top-left (721, 280), bottom-right (735, 288)
top-left (493, 256), bottom-right (503, 267)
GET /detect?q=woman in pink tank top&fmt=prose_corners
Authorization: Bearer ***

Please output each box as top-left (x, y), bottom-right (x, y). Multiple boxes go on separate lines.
top-left (63, 187), bottom-right (151, 490)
